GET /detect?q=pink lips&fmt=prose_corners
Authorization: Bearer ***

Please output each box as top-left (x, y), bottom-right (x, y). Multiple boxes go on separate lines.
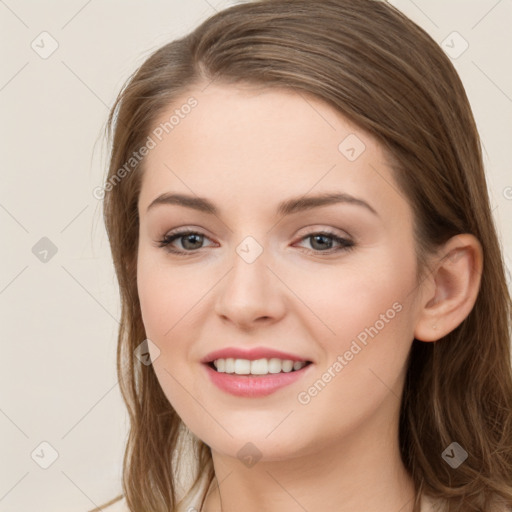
top-left (201, 346), bottom-right (313, 398)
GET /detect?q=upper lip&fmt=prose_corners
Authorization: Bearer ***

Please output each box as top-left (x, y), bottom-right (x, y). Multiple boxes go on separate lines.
top-left (201, 347), bottom-right (311, 364)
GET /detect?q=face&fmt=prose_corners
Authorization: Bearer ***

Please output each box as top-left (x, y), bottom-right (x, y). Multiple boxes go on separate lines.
top-left (136, 83), bottom-right (426, 462)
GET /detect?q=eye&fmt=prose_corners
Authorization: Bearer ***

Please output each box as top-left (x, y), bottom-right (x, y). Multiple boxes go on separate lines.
top-left (294, 230), bottom-right (355, 255)
top-left (156, 228), bottom-right (355, 255)
top-left (157, 229), bottom-right (215, 254)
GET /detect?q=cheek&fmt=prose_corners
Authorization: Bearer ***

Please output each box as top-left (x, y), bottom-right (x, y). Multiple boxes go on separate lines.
top-left (302, 247), bottom-right (417, 395)
top-left (292, 299), bottom-right (415, 451)
top-left (137, 264), bottom-right (168, 339)
top-left (305, 249), bottom-right (417, 349)
top-left (136, 256), bottom-right (198, 415)
top-left (302, 259), bottom-right (417, 418)
top-left (136, 250), bottom-right (191, 340)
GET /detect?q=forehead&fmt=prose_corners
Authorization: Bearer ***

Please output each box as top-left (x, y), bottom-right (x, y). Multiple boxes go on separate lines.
top-left (138, 83), bottom-right (406, 221)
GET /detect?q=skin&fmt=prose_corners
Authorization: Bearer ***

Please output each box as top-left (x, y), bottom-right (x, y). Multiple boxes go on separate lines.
top-left (136, 83), bottom-right (483, 512)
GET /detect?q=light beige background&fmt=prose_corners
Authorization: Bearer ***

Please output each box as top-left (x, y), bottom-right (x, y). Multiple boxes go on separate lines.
top-left (0, 1), bottom-right (510, 511)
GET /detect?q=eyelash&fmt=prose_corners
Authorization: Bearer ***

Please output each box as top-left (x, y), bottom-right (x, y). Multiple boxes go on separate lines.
top-left (156, 228), bottom-right (355, 256)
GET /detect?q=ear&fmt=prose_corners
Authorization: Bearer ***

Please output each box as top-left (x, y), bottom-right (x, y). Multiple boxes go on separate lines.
top-left (414, 234), bottom-right (483, 342)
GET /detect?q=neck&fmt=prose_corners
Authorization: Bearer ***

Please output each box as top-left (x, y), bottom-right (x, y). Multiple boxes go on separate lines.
top-left (201, 399), bottom-right (416, 512)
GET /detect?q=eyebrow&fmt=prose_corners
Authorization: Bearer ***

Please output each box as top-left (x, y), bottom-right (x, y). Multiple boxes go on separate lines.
top-left (146, 192), bottom-right (379, 217)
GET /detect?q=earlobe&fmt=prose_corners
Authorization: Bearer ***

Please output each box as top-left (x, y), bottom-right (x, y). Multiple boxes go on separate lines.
top-left (414, 234), bottom-right (483, 342)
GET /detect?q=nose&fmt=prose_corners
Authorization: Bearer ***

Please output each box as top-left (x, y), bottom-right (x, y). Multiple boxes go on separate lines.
top-left (214, 243), bottom-right (286, 330)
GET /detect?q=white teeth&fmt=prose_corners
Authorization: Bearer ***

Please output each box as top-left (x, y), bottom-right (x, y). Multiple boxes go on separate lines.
top-left (212, 358), bottom-right (307, 375)
top-left (268, 358), bottom-right (282, 374)
top-left (250, 359), bottom-right (268, 375)
top-left (281, 360), bottom-right (294, 372)
top-left (225, 358), bottom-right (235, 373)
top-left (234, 359), bottom-right (251, 375)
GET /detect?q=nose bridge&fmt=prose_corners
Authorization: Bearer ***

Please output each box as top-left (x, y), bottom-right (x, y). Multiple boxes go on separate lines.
top-left (225, 234), bottom-right (270, 303)
top-left (214, 234), bottom-right (284, 325)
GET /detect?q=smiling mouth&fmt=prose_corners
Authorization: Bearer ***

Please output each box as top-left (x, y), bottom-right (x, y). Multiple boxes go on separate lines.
top-left (207, 358), bottom-right (313, 376)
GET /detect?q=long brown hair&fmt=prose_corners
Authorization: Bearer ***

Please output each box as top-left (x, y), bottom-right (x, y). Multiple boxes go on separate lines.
top-left (97, 1), bottom-right (512, 510)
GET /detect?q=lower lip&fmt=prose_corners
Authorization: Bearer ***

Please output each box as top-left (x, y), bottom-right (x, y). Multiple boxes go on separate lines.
top-left (203, 363), bottom-right (313, 397)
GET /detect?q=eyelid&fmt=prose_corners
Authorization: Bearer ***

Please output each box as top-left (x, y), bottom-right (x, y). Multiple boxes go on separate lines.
top-left (294, 224), bottom-right (349, 239)
top-left (160, 224), bottom-right (350, 241)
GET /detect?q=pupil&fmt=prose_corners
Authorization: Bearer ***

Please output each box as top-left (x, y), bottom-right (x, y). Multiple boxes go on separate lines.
top-left (184, 234), bottom-right (202, 249)
top-left (312, 234), bottom-right (331, 250)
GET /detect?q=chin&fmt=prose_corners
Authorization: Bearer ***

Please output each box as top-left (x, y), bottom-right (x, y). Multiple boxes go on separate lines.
top-left (187, 418), bottom-right (316, 462)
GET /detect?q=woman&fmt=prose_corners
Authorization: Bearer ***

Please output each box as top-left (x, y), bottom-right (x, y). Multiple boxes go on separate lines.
top-left (94, 0), bottom-right (512, 510)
